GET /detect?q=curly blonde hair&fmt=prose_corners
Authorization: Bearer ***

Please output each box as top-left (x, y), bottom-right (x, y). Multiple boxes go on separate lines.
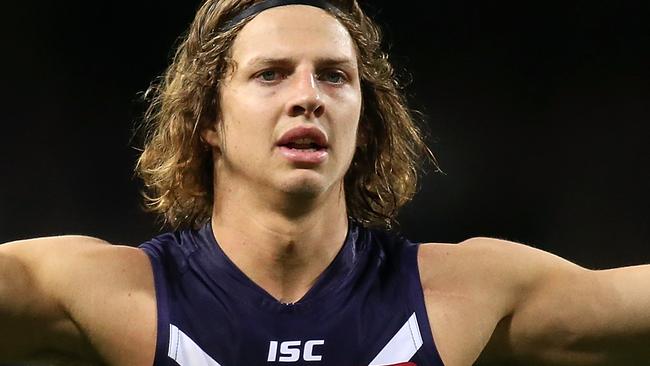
top-left (136, 0), bottom-right (437, 230)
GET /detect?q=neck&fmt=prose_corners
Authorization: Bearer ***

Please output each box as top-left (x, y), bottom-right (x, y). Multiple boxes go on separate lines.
top-left (211, 181), bottom-right (349, 304)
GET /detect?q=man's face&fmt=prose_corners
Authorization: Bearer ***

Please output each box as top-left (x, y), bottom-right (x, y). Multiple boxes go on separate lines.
top-left (207, 5), bottom-right (362, 199)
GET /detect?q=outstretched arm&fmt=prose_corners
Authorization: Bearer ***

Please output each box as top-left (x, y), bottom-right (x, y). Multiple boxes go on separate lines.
top-left (476, 238), bottom-right (650, 365)
top-left (0, 237), bottom-right (99, 362)
top-left (0, 237), bottom-right (105, 363)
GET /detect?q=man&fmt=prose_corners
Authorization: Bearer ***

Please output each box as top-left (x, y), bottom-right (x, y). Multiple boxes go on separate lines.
top-left (0, 0), bottom-right (648, 365)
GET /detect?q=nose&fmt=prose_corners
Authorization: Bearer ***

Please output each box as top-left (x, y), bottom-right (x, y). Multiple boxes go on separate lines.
top-left (286, 70), bottom-right (324, 119)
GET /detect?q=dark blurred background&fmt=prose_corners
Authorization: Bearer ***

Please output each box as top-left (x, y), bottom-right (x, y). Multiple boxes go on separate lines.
top-left (0, 0), bottom-right (648, 277)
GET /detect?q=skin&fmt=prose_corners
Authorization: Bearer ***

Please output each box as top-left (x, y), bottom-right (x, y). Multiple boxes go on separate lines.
top-left (0, 5), bottom-right (649, 366)
top-left (201, 5), bottom-right (362, 303)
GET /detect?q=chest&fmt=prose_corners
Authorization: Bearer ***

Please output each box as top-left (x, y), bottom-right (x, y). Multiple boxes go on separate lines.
top-left (140, 227), bottom-right (443, 365)
top-left (163, 282), bottom-right (432, 365)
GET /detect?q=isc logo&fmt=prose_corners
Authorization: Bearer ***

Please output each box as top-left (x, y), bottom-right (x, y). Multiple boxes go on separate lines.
top-left (267, 340), bottom-right (325, 362)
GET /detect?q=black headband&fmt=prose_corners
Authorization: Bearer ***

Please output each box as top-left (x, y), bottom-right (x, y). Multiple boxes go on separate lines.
top-left (218, 0), bottom-right (338, 32)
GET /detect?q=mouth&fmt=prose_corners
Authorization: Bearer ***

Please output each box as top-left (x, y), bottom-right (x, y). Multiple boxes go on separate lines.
top-left (279, 140), bottom-right (327, 152)
top-left (277, 144), bottom-right (329, 164)
top-left (276, 126), bottom-right (330, 165)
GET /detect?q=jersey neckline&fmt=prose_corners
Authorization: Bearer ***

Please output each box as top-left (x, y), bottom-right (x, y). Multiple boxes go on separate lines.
top-left (191, 219), bottom-right (365, 312)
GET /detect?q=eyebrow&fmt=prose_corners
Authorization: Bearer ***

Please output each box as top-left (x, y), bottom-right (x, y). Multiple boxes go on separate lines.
top-left (244, 56), bottom-right (357, 69)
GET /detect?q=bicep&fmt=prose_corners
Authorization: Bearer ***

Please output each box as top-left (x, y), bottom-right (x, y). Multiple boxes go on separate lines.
top-left (472, 238), bottom-right (650, 365)
top-left (454, 238), bottom-right (596, 364)
top-left (508, 265), bottom-right (650, 365)
top-left (0, 237), bottom-right (101, 362)
top-left (494, 266), bottom-right (605, 365)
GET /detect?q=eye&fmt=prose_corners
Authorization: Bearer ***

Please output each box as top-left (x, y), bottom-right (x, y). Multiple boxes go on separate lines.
top-left (319, 70), bottom-right (348, 84)
top-left (255, 69), bottom-right (285, 83)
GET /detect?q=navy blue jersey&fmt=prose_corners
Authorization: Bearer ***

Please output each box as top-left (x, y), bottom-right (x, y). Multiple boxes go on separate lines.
top-left (139, 221), bottom-right (445, 366)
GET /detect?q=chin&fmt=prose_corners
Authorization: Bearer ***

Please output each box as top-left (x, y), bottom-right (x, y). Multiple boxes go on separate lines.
top-left (280, 179), bottom-right (324, 197)
top-left (277, 171), bottom-right (333, 198)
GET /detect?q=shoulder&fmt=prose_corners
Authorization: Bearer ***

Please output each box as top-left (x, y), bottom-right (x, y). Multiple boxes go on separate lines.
top-left (415, 238), bottom-right (590, 365)
top-left (1, 235), bottom-right (156, 364)
top-left (417, 237), bottom-right (587, 313)
top-left (4, 235), bottom-right (150, 282)
top-left (4, 235), bottom-right (154, 315)
top-left (2, 235), bottom-right (147, 279)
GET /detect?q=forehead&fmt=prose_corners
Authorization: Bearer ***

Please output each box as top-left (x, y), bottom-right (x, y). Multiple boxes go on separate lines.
top-left (230, 5), bottom-right (357, 66)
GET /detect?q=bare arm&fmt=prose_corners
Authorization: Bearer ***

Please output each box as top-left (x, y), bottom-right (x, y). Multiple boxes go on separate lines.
top-left (0, 237), bottom-right (106, 363)
top-left (474, 238), bottom-right (650, 365)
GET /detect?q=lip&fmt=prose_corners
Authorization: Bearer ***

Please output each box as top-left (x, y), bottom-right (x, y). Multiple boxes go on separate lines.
top-left (277, 146), bottom-right (328, 164)
top-left (276, 126), bottom-right (329, 148)
top-left (276, 125), bottom-right (329, 165)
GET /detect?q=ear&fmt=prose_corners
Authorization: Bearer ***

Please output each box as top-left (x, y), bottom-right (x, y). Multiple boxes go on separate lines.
top-left (201, 120), bottom-right (222, 149)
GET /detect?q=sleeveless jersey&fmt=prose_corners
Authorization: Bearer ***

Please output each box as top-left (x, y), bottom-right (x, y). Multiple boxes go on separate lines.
top-left (139, 221), bottom-right (445, 366)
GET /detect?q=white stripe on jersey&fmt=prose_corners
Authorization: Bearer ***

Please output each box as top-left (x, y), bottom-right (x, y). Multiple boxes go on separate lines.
top-left (368, 312), bottom-right (423, 366)
top-left (169, 324), bottom-right (223, 366)
top-left (167, 313), bottom-right (422, 366)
